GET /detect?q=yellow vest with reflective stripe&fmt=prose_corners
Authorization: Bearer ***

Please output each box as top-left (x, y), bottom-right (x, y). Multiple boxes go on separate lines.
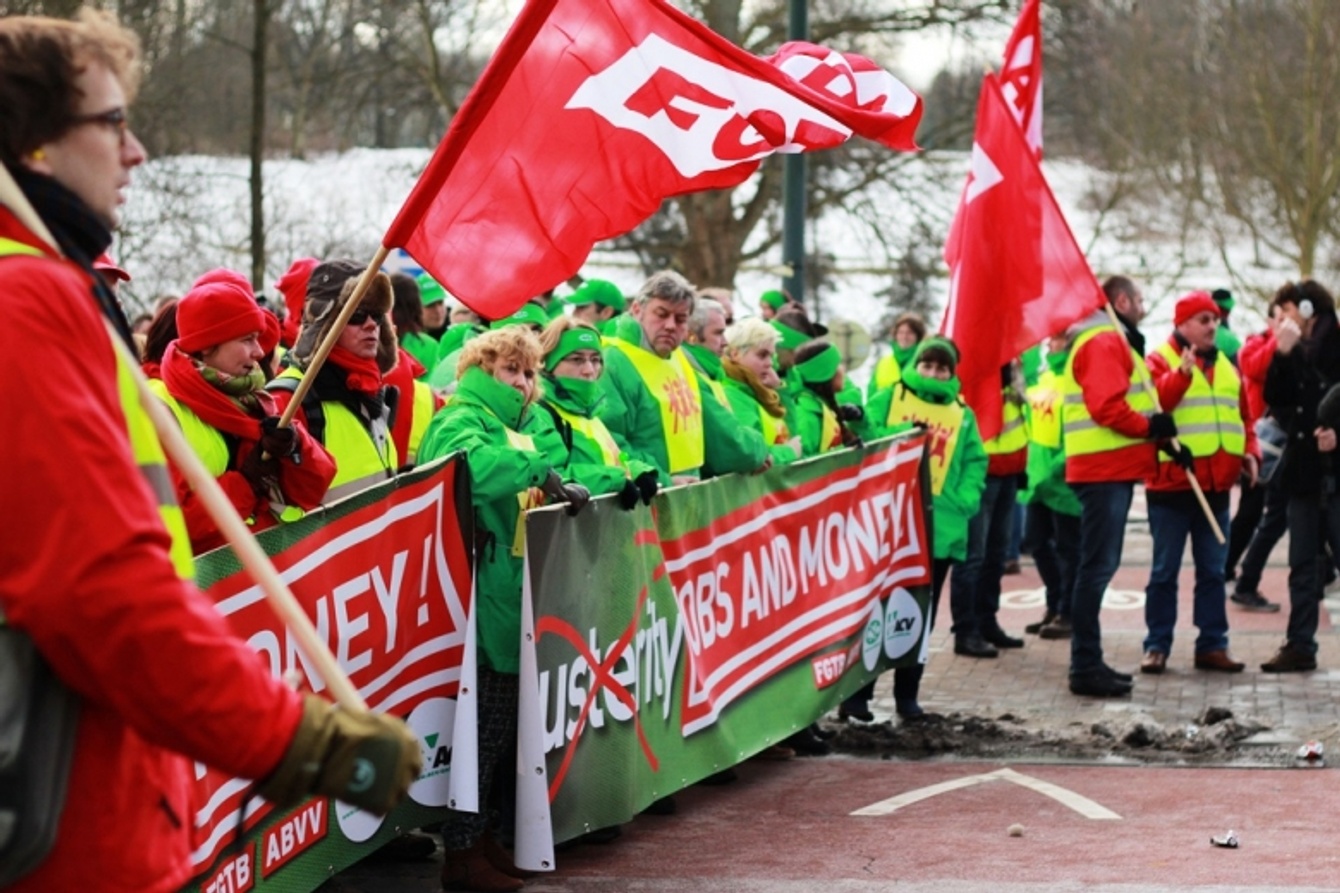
top-left (1061, 323), bottom-right (1156, 457)
top-left (873, 352), bottom-right (904, 392)
top-left (275, 367), bottom-right (396, 502)
top-left (759, 405), bottom-right (788, 446)
top-left (502, 426), bottom-right (544, 557)
top-left (1152, 343), bottom-right (1245, 460)
top-left (983, 393), bottom-right (1029, 455)
top-left (145, 378), bottom-right (230, 476)
top-left (408, 380), bottom-right (435, 464)
top-left (819, 403), bottom-right (841, 453)
top-left (607, 341), bottom-right (704, 474)
top-left (115, 355), bottom-right (196, 579)
top-left (704, 376), bottom-right (731, 410)
top-left (1027, 370), bottom-right (1064, 450)
top-left (885, 386), bottom-right (965, 496)
top-left (551, 404), bottom-right (623, 466)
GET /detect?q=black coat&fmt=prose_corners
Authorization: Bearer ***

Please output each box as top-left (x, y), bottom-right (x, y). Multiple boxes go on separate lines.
top-left (1264, 310), bottom-right (1340, 494)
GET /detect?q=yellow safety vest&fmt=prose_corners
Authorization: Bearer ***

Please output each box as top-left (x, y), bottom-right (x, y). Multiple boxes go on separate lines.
top-left (872, 352), bottom-right (904, 393)
top-left (1152, 343), bottom-right (1245, 460)
top-left (1061, 323), bottom-right (1156, 457)
top-left (983, 392), bottom-right (1029, 455)
top-left (551, 404), bottom-right (623, 466)
top-left (1027, 369), bottom-right (1064, 450)
top-left (502, 426), bottom-right (544, 557)
top-left (818, 403), bottom-right (841, 453)
top-left (607, 341), bottom-right (704, 474)
top-left (759, 405), bottom-right (789, 446)
top-left (885, 386), bottom-right (965, 496)
top-left (274, 367), bottom-right (397, 502)
top-left (408, 379), bottom-right (435, 464)
top-left (0, 238), bottom-right (194, 579)
top-left (145, 378), bottom-right (231, 476)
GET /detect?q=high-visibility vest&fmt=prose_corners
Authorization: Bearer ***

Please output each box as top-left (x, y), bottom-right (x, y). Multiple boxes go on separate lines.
top-left (271, 367), bottom-right (396, 501)
top-left (885, 385), bottom-right (966, 495)
top-left (407, 379), bottom-right (435, 464)
top-left (759, 405), bottom-right (789, 446)
top-left (145, 378), bottom-right (231, 476)
top-left (819, 403), bottom-right (841, 453)
top-left (1027, 369), bottom-right (1064, 450)
top-left (0, 239), bottom-right (194, 579)
top-left (872, 352), bottom-right (904, 392)
top-left (703, 375), bottom-right (731, 410)
top-left (606, 340), bottom-right (704, 474)
top-left (983, 392), bottom-right (1029, 455)
top-left (550, 403), bottom-right (623, 466)
top-left (501, 426), bottom-right (543, 557)
top-left (1061, 323), bottom-right (1156, 457)
top-left (1152, 343), bottom-right (1245, 460)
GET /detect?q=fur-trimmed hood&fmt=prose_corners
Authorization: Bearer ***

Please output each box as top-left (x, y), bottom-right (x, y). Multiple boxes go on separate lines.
top-left (291, 259), bottom-right (397, 373)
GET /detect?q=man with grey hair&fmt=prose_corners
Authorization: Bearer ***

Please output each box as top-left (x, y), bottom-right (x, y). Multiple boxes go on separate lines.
top-left (601, 271), bottom-right (769, 483)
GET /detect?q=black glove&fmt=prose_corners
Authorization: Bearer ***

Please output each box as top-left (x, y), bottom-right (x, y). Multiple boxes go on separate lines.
top-left (838, 403), bottom-right (865, 422)
top-left (634, 470), bottom-right (659, 505)
top-left (1170, 443), bottom-right (1195, 471)
top-left (541, 470), bottom-right (589, 516)
top-left (1146, 412), bottom-right (1178, 440)
top-left (240, 443), bottom-right (282, 497)
top-left (258, 416), bottom-right (299, 460)
top-left (257, 694), bottom-right (422, 815)
top-left (617, 477), bottom-right (641, 511)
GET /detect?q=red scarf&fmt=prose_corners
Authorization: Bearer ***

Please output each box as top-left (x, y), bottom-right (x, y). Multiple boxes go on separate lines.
top-left (161, 343), bottom-right (274, 440)
top-left (328, 345), bottom-right (384, 396)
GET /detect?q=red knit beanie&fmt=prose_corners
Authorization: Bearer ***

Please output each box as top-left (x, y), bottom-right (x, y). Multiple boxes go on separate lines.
top-left (276, 257), bottom-right (320, 347)
top-left (176, 280), bottom-right (268, 354)
top-left (1173, 291), bottom-right (1220, 326)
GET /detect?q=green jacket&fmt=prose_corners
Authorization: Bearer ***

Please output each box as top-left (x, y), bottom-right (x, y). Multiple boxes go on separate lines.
top-left (401, 330), bottom-right (439, 380)
top-left (540, 374), bottom-right (657, 495)
top-left (417, 366), bottom-right (559, 674)
top-left (721, 375), bottom-right (798, 467)
top-left (867, 371), bottom-right (988, 562)
top-left (599, 330), bottom-right (767, 480)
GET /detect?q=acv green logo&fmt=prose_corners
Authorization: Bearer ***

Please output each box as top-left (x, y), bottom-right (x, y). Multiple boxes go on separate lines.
top-left (864, 617), bottom-right (882, 647)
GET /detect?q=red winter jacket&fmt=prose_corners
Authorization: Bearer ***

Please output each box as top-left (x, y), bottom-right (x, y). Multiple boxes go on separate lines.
top-left (0, 210), bottom-right (303, 893)
top-left (1145, 337), bottom-right (1258, 493)
top-left (1064, 322), bottom-right (1158, 484)
top-left (1237, 329), bottom-right (1276, 426)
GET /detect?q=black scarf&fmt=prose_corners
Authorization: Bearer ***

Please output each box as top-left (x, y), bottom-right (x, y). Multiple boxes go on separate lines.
top-left (9, 165), bottom-right (134, 350)
top-left (1115, 309), bottom-right (1146, 356)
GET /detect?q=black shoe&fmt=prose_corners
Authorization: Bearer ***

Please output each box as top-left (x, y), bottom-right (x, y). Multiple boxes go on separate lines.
top-left (369, 831), bottom-right (437, 862)
top-left (838, 703), bottom-right (875, 723)
top-left (1261, 644), bottom-right (1318, 673)
top-left (785, 726), bottom-right (832, 756)
top-left (954, 635), bottom-right (999, 658)
top-left (1024, 611), bottom-right (1057, 635)
top-left (812, 724), bottom-right (838, 740)
top-left (699, 768), bottom-right (738, 785)
top-left (1100, 663), bottom-right (1134, 683)
top-left (896, 699), bottom-right (927, 721)
top-left (641, 795), bottom-right (677, 815)
top-left (982, 627), bottom-right (1025, 649)
top-left (1230, 590), bottom-right (1281, 613)
top-left (1069, 668), bottom-right (1133, 697)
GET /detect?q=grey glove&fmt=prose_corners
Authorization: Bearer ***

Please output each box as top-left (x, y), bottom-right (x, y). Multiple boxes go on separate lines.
top-left (542, 470), bottom-right (590, 516)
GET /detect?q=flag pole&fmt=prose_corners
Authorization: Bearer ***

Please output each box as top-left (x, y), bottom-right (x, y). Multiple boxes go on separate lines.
top-left (1102, 302), bottom-right (1226, 543)
top-left (0, 164), bottom-right (368, 713)
top-left (275, 244), bottom-right (391, 429)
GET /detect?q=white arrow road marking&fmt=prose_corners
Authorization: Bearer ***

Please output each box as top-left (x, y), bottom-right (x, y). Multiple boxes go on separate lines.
top-left (851, 767), bottom-right (1121, 820)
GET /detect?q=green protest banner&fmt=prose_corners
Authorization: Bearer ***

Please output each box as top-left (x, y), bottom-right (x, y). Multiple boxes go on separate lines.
top-left (516, 432), bottom-right (932, 856)
top-left (182, 457), bottom-right (476, 893)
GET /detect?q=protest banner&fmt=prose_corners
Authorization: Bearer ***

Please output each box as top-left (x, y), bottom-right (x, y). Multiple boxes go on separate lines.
top-left (516, 432), bottom-right (931, 861)
top-left (183, 457), bottom-right (475, 893)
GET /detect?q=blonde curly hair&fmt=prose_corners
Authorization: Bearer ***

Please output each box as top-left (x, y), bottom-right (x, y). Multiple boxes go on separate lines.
top-left (457, 326), bottom-right (545, 404)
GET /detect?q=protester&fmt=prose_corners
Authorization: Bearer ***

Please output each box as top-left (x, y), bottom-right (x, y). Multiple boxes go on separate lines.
top-left (268, 261), bottom-right (400, 502)
top-left (684, 296), bottom-right (734, 408)
top-left (418, 327), bottom-right (589, 891)
top-left (1020, 334), bottom-right (1081, 639)
top-left (868, 311), bottom-right (927, 397)
top-left (848, 337), bottom-right (986, 720)
top-left (149, 274), bottom-right (336, 553)
top-left (791, 340), bottom-right (866, 455)
top-left (1211, 287), bottom-right (1242, 363)
top-left (275, 255), bottom-right (319, 348)
top-left (491, 301), bottom-right (549, 334)
top-left (568, 277), bottom-right (626, 334)
top-left (1062, 276), bottom-right (1173, 697)
top-left (721, 317), bottom-right (803, 466)
top-left (538, 316), bottom-right (660, 504)
top-left (0, 12), bottom-right (419, 891)
top-left (139, 295), bottom-right (178, 377)
top-left (1259, 280), bottom-right (1340, 672)
top-left (758, 287), bottom-right (791, 321)
top-left (419, 270), bottom-right (450, 338)
top-left (600, 270), bottom-right (769, 483)
top-left (950, 360), bottom-right (1029, 657)
top-left (697, 285), bottom-right (736, 325)
top-left (390, 270), bottom-right (440, 375)
top-left (1139, 291), bottom-right (1256, 674)
top-left (385, 345), bottom-right (440, 467)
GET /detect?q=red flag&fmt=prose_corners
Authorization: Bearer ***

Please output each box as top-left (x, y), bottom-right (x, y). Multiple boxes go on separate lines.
top-left (940, 75), bottom-right (1104, 440)
top-left (382, 0), bottom-right (922, 319)
top-left (999, 0), bottom-right (1043, 157)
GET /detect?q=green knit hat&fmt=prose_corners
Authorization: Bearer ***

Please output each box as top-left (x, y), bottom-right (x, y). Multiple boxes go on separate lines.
top-left (795, 343), bottom-right (842, 384)
top-left (911, 336), bottom-right (960, 372)
top-left (760, 289), bottom-right (788, 311)
top-left (545, 326), bottom-right (603, 370)
top-left (416, 272), bottom-right (447, 306)
top-left (771, 318), bottom-right (810, 351)
top-left (490, 302), bottom-right (549, 329)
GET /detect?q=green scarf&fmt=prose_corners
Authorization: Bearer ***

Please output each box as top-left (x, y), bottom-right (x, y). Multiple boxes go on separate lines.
top-left (1045, 349), bottom-right (1069, 376)
top-left (901, 366), bottom-right (961, 404)
top-left (198, 360), bottom-right (266, 415)
top-left (891, 343), bottom-right (917, 370)
top-left (544, 374), bottom-right (602, 415)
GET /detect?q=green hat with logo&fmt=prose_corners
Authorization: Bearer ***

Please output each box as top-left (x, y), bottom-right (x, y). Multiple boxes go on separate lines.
top-left (490, 302), bottom-right (550, 330)
top-left (416, 272), bottom-right (447, 306)
top-left (545, 326), bottom-right (603, 370)
top-left (568, 278), bottom-right (626, 312)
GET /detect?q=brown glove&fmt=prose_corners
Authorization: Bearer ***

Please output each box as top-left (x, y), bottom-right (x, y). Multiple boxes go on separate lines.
top-left (257, 694), bottom-right (422, 815)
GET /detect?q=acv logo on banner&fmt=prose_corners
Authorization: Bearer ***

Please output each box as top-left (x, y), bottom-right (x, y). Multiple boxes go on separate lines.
top-left (882, 587), bottom-right (923, 661)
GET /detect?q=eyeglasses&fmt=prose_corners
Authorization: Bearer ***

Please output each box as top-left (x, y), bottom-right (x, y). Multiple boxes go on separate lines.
top-left (348, 308), bottom-right (380, 326)
top-left (70, 107), bottom-right (129, 147)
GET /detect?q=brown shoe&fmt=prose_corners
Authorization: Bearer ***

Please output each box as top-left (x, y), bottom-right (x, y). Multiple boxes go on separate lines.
top-left (1194, 649), bottom-right (1245, 672)
top-left (1139, 650), bottom-right (1167, 674)
top-left (1261, 644), bottom-right (1318, 673)
top-left (480, 833), bottom-right (539, 880)
top-left (441, 841), bottom-right (524, 892)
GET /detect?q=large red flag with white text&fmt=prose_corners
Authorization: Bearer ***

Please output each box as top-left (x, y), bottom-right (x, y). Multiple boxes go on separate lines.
top-left (940, 75), bottom-right (1104, 440)
top-left (382, 0), bottom-right (922, 319)
top-left (1000, 0), bottom-right (1042, 157)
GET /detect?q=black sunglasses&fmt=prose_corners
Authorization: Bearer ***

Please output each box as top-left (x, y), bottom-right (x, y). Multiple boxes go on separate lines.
top-left (348, 308), bottom-right (380, 326)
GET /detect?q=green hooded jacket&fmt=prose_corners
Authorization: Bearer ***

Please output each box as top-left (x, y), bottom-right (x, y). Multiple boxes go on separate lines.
top-left (721, 374), bottom-right (798, 466)
top-left (1020, 353), bottom-right (1081, 516)
top-left (867, 344), bottom-right (987, 562)
top-left (418, 366), bottom-right (561, 674)
top-left (540, 374), bottom-right (658, 495)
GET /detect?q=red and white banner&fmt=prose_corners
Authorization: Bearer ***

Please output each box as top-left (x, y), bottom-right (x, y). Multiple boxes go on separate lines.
top-left (941, 75), bottom-right (1104, 440)
top-left (1000, 0), bottom-right (1042, 156)
top-left (186, 461), bottom-right (475, 878)
top-left (383, 0), bottom-right (922, 320)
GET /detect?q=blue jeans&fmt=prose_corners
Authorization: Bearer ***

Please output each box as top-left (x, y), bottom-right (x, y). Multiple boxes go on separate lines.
top-left (1143, 496), bottom-right (1231, 656)
top-left (1284, 491), bottom-right (1340, 655)
top-left (949, 474), bottom-right (1018, 636)
top-left (1027, 501), bottom-right (1079, 619)
top-left (1069, 481), bottom-right (1134, 673)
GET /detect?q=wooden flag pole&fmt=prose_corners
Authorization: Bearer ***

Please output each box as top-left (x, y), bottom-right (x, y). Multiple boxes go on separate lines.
top-left (0, 164), bottom-right (368, 712)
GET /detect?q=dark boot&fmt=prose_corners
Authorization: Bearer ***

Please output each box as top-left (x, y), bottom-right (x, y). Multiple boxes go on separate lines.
top-left (480, 833), bottom-right (538, 880)
top-left (440, 840), bottom-right (524, 892)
